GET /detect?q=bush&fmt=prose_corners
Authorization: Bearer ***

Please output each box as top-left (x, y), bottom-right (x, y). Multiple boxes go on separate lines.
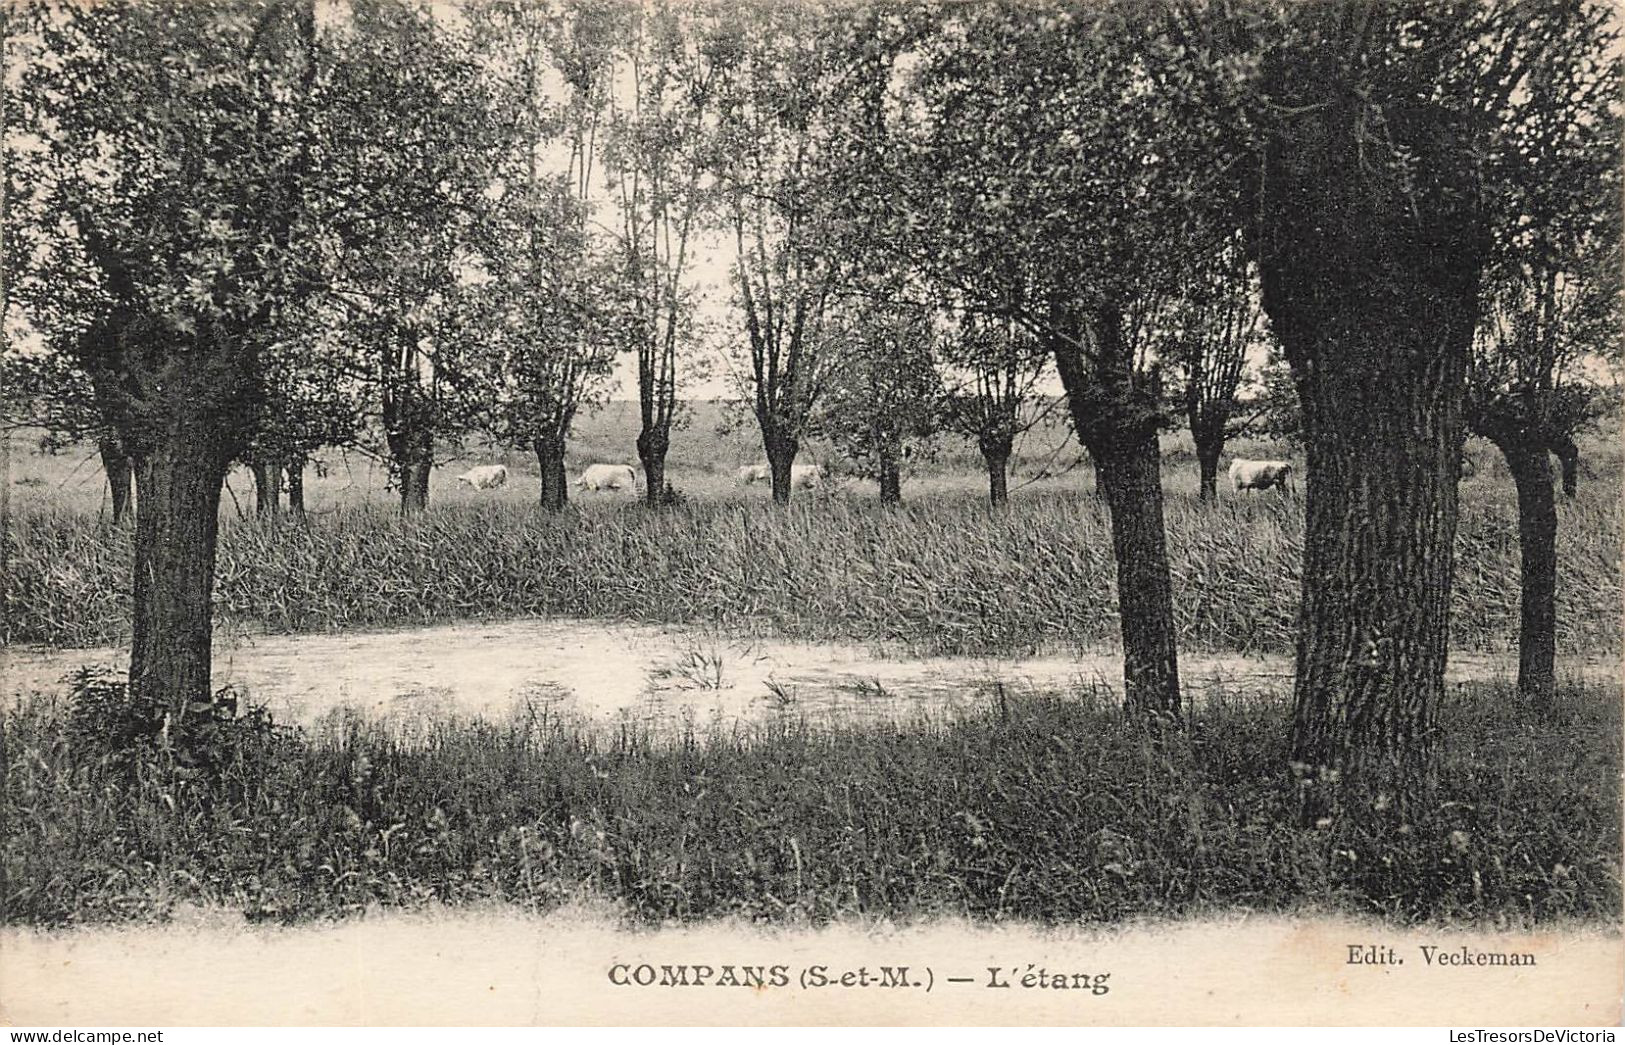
top-left (63, 667), bottom-right (287, 785)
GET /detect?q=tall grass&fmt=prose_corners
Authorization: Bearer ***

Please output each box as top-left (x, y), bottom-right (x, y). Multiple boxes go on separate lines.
top-left (4, 677), bottom-right (1617, 928)
top-left (5, 487), bottom-right (1618, 656)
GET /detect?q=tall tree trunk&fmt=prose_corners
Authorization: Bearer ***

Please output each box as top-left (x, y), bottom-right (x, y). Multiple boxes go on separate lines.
top-left (1284, 363), bottom-right (1466, 809)
top-left (285, 459), bottom-right (305, 517)
top-left (764, 432), bottom-right (798, 505)
top-left (1258, 47), bottom-right (1485, 817)
top-left (1193, 427), bottom-right (1223, 502)
top-left (129, 432), bottom-right (230, 719)
top-left (409, 459), bottom-right (431, 512)
top-left (877, 441), bottom-right (903, 505)
top-left (980, 432), bottom-right (1012, 507)
top-left (636, 426), bottom-right (668, 506)
top-left (535, 436), bottom-right (570, 510)
top-left (1053, 312), bottom-right (1182, 720)
top-left (388, 426), bottom-right (433, 514)
top-left (395, 459), bottom-right (429, 513)
top-left (1496, 440), bottom-right (1558, 704)
top-left (1550, 434), bottom-right (1579, 498)
top-left (99, 436), bottom-right (133, 523)
top-left (1091, 429), bottom-right (1183, 718)
top-left (251, 458), bottom-right (283, 516)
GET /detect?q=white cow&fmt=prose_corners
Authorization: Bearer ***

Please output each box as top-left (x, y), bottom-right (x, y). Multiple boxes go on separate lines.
top-left (790, 463), bottom-right (827, 490)
top-left (456, 464), bottom-right (509, 490)
top-left (736, 463), bottom-right (771, 486)
top-left (1228, 458), bottom-right (1294, 493)
top-left (575, 463), bottom-right (638, 493)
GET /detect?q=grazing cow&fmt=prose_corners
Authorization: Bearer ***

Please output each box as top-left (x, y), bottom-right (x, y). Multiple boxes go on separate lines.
top-left (1228, 458), bottom-right (1294, 493)
top-left (456, 464), bottom-right (509, 490)
top-left (790, 463), bottom-right (826, 490)
top-left (736, 463), bottom-right (771, 486)
top-left (575, 463), bottom-right (638, 492)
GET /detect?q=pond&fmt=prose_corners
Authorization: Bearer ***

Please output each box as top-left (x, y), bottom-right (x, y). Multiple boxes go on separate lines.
top-left (1, 617), bottom-right (1597, 732)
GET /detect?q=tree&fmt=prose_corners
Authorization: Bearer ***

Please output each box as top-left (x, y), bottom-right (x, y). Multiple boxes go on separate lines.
top-left (1162, 236), bottom-right (1266, 500)
top-left (817, 296), bottom-right (941, 504)
top-left (869, 2), bottom-right (1234, 718)
top-left (1189, 0), bottom-right (1614, 811)
top-left (711, 1), bottom-right (852, 504)
top-left (235, 0), bottom-right (336, 521)
top-left (0, 350), bottom-right (139, 522)
top-left (14, 0), bottom-right (320, 718)
top-left (4, 13), bottom-right (140, 524)
top-left (936, 309), bottom-right (1050, 507)
top-left (469, 199), bottom-right (620, 509)
top-left (468, 0), bottom-right (623, 509)
top-left (317, 0), bottom-right (499, 514)
top-left (604, 0), bottom-right (722, 505)
top-left (1464, 18), bottom-right (1620, 703)
top-left (242, 333), bottom-right (364, 517)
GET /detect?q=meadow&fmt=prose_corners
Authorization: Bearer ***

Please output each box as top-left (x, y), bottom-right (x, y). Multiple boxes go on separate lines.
top-left (3, 408), bottom-right (1621, 930)
top-left (4, 407), bottom-right (1621, 656)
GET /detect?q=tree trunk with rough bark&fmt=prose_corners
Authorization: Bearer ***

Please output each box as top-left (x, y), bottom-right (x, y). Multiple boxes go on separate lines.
top-left (129, 431), bottom-right (231, 719)
top-left (1496, 439), bottom-right (1558, 703)
top-left (1283, 361), bottom-right (1467, 812)
top-left (765, 432), bottom-right (798, 505)
top-left (388, 426), bottom-right (433, 514)
top-left (1052, 310), bottom-right (1182, 721)
top-left (286, 459), bottom-right (305, 517)
top-left (1092, 428), bottom-right (1182, 718)
top-left (877, 450), bottom-right (902, 505)
top-left (100, 436), bottom-right (134, 523)
top-left (636, 427), bottom-right (667, 506)
top-left (252, 458), bottom-right (283, 516)
top-left (535, 436), bottom-right (570, 510)
top-left (1258, 45), bottom-right (1486, 818)
top-left (1194, 427), bottom-right (1223, 502)
top-left (408, 459), bottom-right (431, 512)
top-left (980, 433), bottom-right (1012, 507)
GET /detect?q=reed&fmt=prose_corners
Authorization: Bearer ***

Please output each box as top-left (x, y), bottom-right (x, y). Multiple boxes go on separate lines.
top-left (5, 486), bottom-right (1618, 657)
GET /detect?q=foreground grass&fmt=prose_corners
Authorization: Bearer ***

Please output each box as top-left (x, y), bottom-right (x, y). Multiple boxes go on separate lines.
top-left (5, 487), bottom-right (1621, 655)
top-left (3, 677), bottom-right (1617, 928)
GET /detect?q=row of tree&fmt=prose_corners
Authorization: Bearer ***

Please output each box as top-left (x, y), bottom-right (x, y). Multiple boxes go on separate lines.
top-left (2, 0), bottom-right (1618, 818)
top-left (1, 0), bottom-right (1286, 520)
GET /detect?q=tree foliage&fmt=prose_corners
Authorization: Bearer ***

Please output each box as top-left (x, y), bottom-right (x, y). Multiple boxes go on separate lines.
top-left (603, 0), bottom-right (724, 502)
top-left (816, 295), bottom-right (941, 502)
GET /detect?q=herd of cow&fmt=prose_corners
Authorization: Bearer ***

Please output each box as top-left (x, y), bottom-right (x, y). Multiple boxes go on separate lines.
top-left (453, 462), bottom-right (638, 492)
top-left (453, 457), bottom-right (1294, 495)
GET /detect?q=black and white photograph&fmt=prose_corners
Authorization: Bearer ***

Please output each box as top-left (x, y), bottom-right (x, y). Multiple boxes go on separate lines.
top-left (0, 0), bottom-right (1620, 1029)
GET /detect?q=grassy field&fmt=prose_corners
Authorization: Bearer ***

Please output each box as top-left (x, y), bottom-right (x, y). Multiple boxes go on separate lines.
top-left (5, 483), bottom-right (1620, 656)
top-left (19, 399), bottom-right (1615, 514)
top-left (5, 410), bottom-right (1621, 657)
top-left (3, 675), bottom-right (1617, 928)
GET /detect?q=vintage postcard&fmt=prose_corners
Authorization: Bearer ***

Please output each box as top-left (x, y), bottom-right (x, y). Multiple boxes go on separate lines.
top-left (2, 0), bottom-right (1619, 1029)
